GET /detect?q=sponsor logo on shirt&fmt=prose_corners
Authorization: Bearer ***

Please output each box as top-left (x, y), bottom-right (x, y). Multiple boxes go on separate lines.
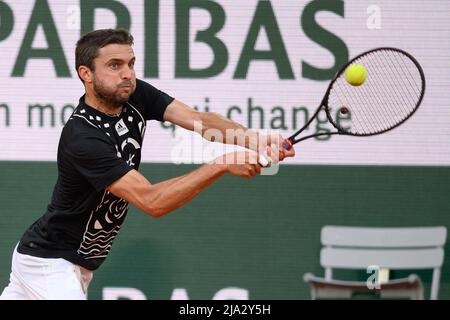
top-left (115, 119), bottom-right (129, 136)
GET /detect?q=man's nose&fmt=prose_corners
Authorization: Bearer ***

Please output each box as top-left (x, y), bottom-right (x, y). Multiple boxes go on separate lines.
top-left (121, 65), bottom-right (133, 79)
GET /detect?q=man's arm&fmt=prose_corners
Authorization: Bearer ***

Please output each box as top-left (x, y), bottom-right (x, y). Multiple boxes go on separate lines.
top-left (163, 99), bottom-right (257, 148)
top-left (107, 151), bottom-right (261, 218)
top-left (163, 99), bottom-right (295, 160)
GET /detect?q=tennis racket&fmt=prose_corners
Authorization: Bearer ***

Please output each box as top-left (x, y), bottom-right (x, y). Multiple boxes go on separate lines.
top-left (282, 47), bottom-right (425, 151)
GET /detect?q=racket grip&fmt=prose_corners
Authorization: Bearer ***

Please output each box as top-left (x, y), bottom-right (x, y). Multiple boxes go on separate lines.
top-left (258, 155), bottom-right (270, 167)
top-left (283, 139), bottom-right (293, 151)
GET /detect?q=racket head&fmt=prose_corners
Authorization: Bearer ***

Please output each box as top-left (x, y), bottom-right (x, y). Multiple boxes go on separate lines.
top-left (323, 47), bottom-right (426, 137)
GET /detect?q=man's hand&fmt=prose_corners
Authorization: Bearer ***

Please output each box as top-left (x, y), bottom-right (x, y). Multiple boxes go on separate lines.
top-left (212, 151), bottom-right (262, 178)
top-left (260, 133), bottom-right (296, 163)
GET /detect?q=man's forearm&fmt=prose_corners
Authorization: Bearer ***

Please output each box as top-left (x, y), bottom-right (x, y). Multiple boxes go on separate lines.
top-left (145, 162), bottom-right (227, 217)
top-left (198, 112), bottom-right (260, 151)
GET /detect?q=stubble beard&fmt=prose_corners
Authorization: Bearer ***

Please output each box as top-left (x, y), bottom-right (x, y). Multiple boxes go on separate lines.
top-left (93, 76), bottom-right (135, 109)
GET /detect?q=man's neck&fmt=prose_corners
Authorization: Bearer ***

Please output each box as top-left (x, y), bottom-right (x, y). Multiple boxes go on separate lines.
top-left (85, 92), bottom-right (122, 116)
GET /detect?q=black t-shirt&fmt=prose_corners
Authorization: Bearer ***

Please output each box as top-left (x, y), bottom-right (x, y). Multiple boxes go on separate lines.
top-left (18, 79), bottom-right (174, 270)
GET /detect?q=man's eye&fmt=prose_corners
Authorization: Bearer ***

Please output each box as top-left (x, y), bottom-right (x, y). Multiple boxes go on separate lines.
top-left (110, 63), bottom-right (118, 69)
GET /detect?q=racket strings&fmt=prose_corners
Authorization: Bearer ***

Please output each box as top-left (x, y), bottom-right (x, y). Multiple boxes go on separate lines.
top-left (360, 65), bottom-right (393, 131)
top-left (360, 52), bottom-right (395, 131)
top-left (328, 48), bottom-right (424, 136)
top-left (348, 55), bottom-right (394, 132)
top-left (364, 51), bottom-right (414, 131)
top-left (371, 52), bottom-right (411, 129)
top-left (396, 52), bottom-right (421, 101)
top-left (382, 53), bottom-right (418, 111)
top-left (336, 79), bottom-right (378, 133)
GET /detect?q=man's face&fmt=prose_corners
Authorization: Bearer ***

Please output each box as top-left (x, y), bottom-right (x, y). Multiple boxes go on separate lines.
top-left (91, 44), bottom-right (137, 108)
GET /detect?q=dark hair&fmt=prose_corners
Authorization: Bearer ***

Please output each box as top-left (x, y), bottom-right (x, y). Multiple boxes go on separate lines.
top-left (75, 29), bottom-right (134, 82)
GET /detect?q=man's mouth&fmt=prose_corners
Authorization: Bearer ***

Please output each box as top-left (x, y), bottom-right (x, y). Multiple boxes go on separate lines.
top-left (118, 81), bottom-right (134, 88)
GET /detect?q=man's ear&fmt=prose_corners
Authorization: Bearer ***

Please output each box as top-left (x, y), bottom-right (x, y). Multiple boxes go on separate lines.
top-left (78, 66), bottom-right (93, 83)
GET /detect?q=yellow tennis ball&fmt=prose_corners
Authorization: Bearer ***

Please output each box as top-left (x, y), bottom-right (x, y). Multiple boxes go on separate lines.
top-left (345, 64), bottom-right (367, 86)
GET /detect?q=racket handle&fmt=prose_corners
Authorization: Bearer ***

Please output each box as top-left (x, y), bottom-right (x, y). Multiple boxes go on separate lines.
top-left (283, 139), bottom-right (293, 151)
top-left (258, 155), bottom-right (270, 167)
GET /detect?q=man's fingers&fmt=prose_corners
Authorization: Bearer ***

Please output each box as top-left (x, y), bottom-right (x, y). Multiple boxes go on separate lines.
top-left (278, 147), bottom-right (286, 161)
top-left (284, 148), bottom-right (295, 158)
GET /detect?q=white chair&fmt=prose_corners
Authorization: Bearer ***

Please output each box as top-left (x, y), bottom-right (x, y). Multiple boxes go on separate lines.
top-left (304, 226), bottom-right (447, 300)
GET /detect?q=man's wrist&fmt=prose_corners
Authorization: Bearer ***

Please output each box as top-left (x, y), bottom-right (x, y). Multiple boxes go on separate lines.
top-left (209, 156), bottom-right (229, 173)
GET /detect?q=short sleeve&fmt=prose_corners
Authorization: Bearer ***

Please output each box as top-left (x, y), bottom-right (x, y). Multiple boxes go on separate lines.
top-left (64, 134), bottom-right (132, 192)
top-left (129, 79), bottom-right (174, 121)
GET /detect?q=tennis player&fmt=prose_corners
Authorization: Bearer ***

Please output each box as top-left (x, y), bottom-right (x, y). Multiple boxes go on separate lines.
top-left (0, 29), bottom-right (295, 300)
